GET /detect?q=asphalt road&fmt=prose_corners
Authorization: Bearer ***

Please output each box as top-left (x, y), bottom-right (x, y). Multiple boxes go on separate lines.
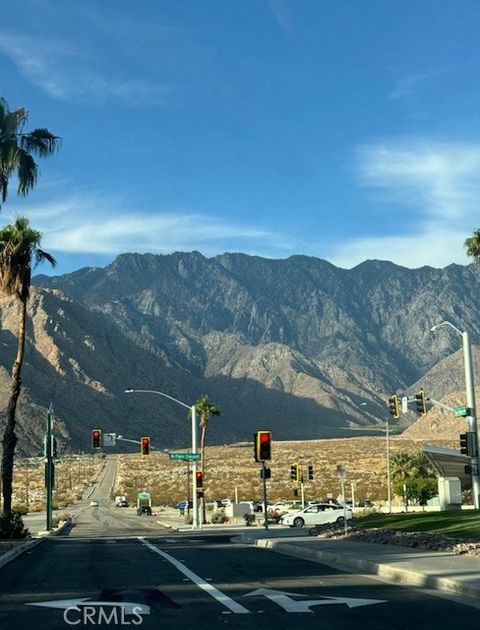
top-left (24, 457), bottom-right (165, 538)
top-left (1, 531), bottom-right (479, 629)
top-left (6, 460), bottom-right (479, 628)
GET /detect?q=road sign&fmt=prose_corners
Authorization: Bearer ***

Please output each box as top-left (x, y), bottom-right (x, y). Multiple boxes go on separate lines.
top-left (401, 396), bottom-right (408, 414)
top-left (454, 406), bottom-right (470, 417)
top-left (335, 464), bottom-right (346, 480)
top-left (169, 452), bottom-right (200, 461)
top-left (103, 432), bottom-right (116, 447)
top-left (137, 491), bottom-right (151, 500)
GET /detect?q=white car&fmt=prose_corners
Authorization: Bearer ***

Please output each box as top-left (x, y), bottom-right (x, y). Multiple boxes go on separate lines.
top-left (280, 503), bottom-right (353, 528)
top-left (89, 500), bottom-right (99, 507)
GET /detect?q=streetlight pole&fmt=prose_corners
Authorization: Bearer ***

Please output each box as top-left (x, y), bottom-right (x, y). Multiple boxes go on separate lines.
top-left (125, 389), bottom-right (200, 528)
top-left (431, 321), bottom-right (480, 509)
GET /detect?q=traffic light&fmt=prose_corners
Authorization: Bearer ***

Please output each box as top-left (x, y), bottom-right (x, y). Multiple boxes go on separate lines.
top-left (196, 470), bottom-right (204, 488)
top-left (460, 432), bottom-right (477, 457)
top-left (415, 389), bottom-right (427, 416)
top-left (254, 430), bottom-right (272, 462)
top-left (141, 436), bottom-right (150, 455)
top-left (92, 429), bottom-right (102, 449)
top-left (308, 465), bottom-right (314, 480)
top-left (260, 467), bottom-right (271, 479)
top-left (290, 463), bottom-right (299, 482)
top-left (388, 395), bottom-right (400, 418)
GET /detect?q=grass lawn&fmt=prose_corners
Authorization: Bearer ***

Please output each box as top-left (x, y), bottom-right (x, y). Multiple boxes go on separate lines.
top-left (355, 510), bottom-right (480, 540)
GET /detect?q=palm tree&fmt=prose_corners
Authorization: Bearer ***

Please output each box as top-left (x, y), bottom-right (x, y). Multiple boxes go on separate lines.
top-left (0, 97), bottom-right (60, 209)
top-left (194, 395), bottom-right (221, 523)
top-left (465, 229), bottom-right (480, 264)
top-left (0, 217), bottom-right (56, 517)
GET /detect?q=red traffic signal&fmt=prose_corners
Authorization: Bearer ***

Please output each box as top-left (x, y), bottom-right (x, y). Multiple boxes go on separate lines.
top-left (254, 430), bottom-right (272, 462)
top-left (92, 429), bottom-right (102, 449)
top-left (141, 436), bottom-right (150, 455)
top-left (196, 470), bottom-right (204, 488)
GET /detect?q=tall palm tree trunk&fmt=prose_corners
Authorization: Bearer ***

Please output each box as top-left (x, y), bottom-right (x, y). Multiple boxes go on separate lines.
top-left (1, 298), bottom-right (26, 516)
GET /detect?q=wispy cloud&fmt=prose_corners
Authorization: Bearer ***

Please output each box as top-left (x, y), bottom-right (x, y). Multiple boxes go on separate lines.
top-left (356, 141), bottom-right (480, 220)
top-left (327, 139), bottom-right (480, 268)
top-left (0, 31), bottom-right (170, 104)
top-left (389, 68), bottom-right (449, 100)
top-left (0, 194), bottom-right (292, 259)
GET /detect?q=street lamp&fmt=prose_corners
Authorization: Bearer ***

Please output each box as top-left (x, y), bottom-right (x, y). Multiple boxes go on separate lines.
top-left (124, 389), bottom-right (200, 529)
top-left (430, 321), bottom-right (480, 509)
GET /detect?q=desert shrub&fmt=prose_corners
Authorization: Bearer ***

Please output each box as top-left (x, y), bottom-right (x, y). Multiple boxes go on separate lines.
top-left (210, 511), bottom-right (227, 524)
top-left (0, 511), bottom-right (30, 539)
top-left (243, 513), bottom-right (256, 526)
top-left (12, 505), bottom-right (28, 516)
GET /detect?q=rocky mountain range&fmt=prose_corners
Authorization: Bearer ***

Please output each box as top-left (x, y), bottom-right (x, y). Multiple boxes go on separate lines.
top-left (1, 251), bottom-right (480, 454)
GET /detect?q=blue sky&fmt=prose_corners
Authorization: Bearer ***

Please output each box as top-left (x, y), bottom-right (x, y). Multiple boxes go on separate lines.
top-left (2, 1), bottom-right (480, 275)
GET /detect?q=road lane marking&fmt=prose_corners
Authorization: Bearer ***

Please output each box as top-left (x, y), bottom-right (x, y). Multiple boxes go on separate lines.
top-left (244, 588), bottom-right (386, 612)
top-left (138, 537), bottom-right (250, 614)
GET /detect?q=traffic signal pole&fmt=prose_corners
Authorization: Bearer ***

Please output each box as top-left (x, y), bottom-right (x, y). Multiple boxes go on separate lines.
top-left (262, 461), bottom-right (268, 530)
top-left (462, 331), bottom-right (480, 509)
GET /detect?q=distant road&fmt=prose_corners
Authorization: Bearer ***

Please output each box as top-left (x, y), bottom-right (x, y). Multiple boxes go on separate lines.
top-left (24, 457), bottom-right (163, 538)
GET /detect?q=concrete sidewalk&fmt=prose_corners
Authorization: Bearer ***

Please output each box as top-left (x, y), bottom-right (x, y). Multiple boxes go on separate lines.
top-left (237, 529), bottom-right (480, 600)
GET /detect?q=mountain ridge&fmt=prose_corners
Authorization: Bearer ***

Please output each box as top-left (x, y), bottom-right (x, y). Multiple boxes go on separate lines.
top-left (0, 251), bottom-right (476, 453)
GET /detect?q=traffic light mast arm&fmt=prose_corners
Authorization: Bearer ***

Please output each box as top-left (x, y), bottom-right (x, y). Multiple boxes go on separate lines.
top-left (403, 395), bottom-right (455, 413)
top-left (425, 397), bottom-right (455, 413)
top-left (116, 436), bottom-right (157, 450)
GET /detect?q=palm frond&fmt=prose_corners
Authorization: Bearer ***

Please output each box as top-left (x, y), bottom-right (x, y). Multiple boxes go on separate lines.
top-left (0, 170), bottom-right (7, 203)
top-left (16, 150), bottom-right (38, 196)
top-left (20, 129), bottom-right (61, 157)
top-left (0, 217), bottom-right (54, 299)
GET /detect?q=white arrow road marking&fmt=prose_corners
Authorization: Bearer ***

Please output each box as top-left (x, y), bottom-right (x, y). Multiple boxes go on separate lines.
top-left (138, 537), bottom-right (250, 614)
top-left (26, 599), bottom-right (150, 615)
top-left (244, 588), bottom-right (386, 613)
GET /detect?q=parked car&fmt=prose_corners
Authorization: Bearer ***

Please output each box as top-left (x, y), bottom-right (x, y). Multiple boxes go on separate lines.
top-left (116, 500), bottom-right (128, 508)
top-left (89, 500), bottom-right (99, 507)
top-left (280, 503), bottom-right (353, 528)
top-left (175, 500), bottom-right (193, 511)
top-left (271, 501), bottom-right (302, 514)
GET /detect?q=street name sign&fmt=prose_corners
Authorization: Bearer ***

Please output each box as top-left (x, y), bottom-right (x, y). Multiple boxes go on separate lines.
top-left (454, 406), bottom-right (470, 417)
top-left (169, 452), bottom-right (200, 461)
top-left (103, 432), bottom-right (116, 447)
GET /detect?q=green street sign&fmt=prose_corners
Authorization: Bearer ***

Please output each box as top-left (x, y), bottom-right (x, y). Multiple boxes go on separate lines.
top-left (169, 452), bottom-right (200, 461)
top-left (454, 406), bottom-right (470, 417)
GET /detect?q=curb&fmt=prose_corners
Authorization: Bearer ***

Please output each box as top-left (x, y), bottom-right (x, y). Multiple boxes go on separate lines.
top-left (0, 538), bottom-right (43, 569)
top-left (241, 536), bottom-right (480, 600)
